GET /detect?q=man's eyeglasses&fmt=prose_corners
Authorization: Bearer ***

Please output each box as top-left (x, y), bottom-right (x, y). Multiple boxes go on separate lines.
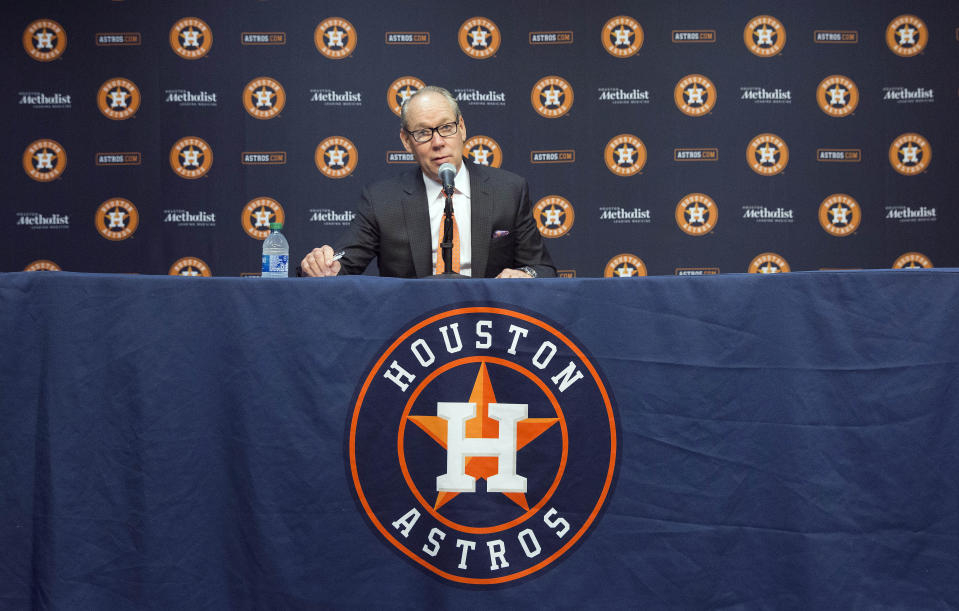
top-left (405, 120), bottom-right (459, 144)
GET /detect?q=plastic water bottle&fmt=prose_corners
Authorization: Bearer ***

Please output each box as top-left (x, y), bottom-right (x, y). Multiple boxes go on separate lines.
top-left (261, 222), bottom-right (289, 278)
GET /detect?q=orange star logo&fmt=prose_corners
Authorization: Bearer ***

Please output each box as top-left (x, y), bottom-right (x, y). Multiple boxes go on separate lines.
top-left (407, 362), bottom-right (558, 512)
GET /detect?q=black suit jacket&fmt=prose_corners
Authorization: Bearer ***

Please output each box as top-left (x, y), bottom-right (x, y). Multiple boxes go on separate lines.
top-left (333, 164), bottom-right (556, 278)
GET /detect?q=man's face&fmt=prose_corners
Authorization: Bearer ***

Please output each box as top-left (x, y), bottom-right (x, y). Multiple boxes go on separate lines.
top-left (400, 93), bottom-right (466, 182)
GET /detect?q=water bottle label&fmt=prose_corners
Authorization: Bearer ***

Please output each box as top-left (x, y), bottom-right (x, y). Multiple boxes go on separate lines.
top-left (262, 254), bottom-right (289, 274)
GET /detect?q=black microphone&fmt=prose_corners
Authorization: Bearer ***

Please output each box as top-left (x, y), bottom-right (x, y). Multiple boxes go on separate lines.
top-left (438, 162), bottom-right (456, 196)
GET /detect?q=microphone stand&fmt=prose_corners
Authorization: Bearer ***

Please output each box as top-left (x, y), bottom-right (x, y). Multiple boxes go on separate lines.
top-left (432, 187), bottom-right (465, 279)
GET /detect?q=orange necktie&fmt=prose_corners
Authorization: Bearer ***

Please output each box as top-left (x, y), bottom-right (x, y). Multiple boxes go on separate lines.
top-left (435, 211), bottom-right (461, 274)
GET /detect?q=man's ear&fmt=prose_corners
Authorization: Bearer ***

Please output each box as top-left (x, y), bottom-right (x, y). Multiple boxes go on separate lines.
top-left (459, 116), bottom-right (467, 142)
top-left (400, 130), bottom-right (413, 153)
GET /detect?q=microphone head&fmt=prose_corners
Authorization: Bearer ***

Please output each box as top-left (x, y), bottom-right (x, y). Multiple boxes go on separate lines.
top-left (438, 162), bottom-right (457, 182)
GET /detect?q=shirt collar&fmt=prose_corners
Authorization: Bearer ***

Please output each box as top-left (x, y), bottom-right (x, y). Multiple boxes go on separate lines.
top-left (423, 162), bottom-right (471, 203)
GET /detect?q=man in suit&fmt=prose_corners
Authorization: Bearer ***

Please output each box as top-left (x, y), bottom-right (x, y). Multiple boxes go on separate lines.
top-left (299, 86), bottom-right (556, 278)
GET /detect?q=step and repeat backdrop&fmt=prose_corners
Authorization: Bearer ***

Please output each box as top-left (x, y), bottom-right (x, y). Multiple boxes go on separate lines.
top-left (5, 1), bottom-right (958, 277)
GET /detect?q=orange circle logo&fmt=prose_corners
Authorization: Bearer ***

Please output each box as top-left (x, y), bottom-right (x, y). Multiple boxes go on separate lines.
top-left (170, 17), bottom-right (212, 59)
top-left (24, 260), bottom-right (61, 272)
top-left (23, 139), bottom-right (67, 182)
top-left (388, 76), bottom-right (426, 117)
top-left (348, 306), bottom-right (617, 584)
top-left (243, 77), bottom-right (286, 119)
top-left (458, 17), bottom-right (501, 59)
top-left (315, 136), bottom-right (358, 178)
top-left (604, 254), bottom-right (647, 277)
top-left (242, 197), bottom-right (285, 240)
top-left (169, 257), bottom-right (212, 276)
top-left (464, 136), bottom-right (502, 168)
top-left (604, 134), bottom-right (646, 176)
top-left (893, 252), bottom-right (933, 269)
top-left (818, 194), bottom-right (861, 236)
top-left (886, 15), bottom-right (927, 57)
top-left (96, 198), bottom-right (139, 241)
top-left (23, 19), bottom-right (67, 62)
top-left (817, 75), bottom-right (859, 117)
top-left (747, 133), bottom-right (789, 176)
top-left (748, 253), bottom-right (790, 273)
top-left (601, 16), bottom-right (643, 57)
top-left (315, 17), bottom-right (356, 59)
top-left (534, 196), bottom-right (574, 238)
top-left (674, 74), bottom-right (717, 116)
top-left (889, 133), bottom-right (931, 175)
top-left (531, 76), bottom-right (574, 118)
top-left (170, 137), bottom-right (213, 179)
top-left (98, 78), bottom-right (141, 120)
top-left (744, 15), bottom-right (786, 57)
top-left (675, 193), bottom-right (718, 235)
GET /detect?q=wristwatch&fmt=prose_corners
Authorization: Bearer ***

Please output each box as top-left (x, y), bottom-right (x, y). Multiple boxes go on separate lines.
top-left (519, 266), bottom-right (538, 278)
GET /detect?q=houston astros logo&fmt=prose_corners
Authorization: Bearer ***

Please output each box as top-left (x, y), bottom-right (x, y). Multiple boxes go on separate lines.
top-left (315, 17), bottom-right (356, 59)
top-left (169, 257), bottom-right (211, 276)
top-left (893, 252), bottom-right (933, 269)
top-left (748, 252), bottom-right (790, 273)
top-left (531, 76), bottom-right (574, 118)
top-left (675, 193), bottom-right (718, 235)
top-left (243, 77), bottom-right (286, 119)
top-left (604, 254), bottom-right (647, 277)
top-left (98, 78), bottom-right (141, 120)
top-left (315, 136), bottom-right (358, 178)
top-left (25, 260), bottom-right (61, 272)
top-left (604, 134), bottom-right (646, 176)
top-left (96, 198), bottom-right (139, 241)
top-left (23, 19), bottom-right (67, 61)
top-left (388, 77), bottom-right (426, 116)
top-left (464, 136), bottom-right (502, 167)
top-left (23, 139), bottom-right (67, 182)
top-left (534, 196), bottom-right (574, 238)
top-left (819, 194), bottom-right (861, 236)
top-left (747, 134), bottom-right (789, 175)
top-left (886, 15), bottom-right (927, 57)
top-left (816, 75), bottom-right (859, 117)
top-left (458, 17), bottom-right (500, 59)
top-left (170, 137), bottom-right (213, 179)
top-left (889, 133), bottom-right (931, 175)
top-left (170, 17), bottom-right (212, 59)
top-left (601, 16), bottom-right (643, 57)
top-left (349, 306), bottom-right (617, 584)
top-left (242, 197), bottom-right (285, 240)
top-left (744, 15), bottom-right (786, 57)
top-left (674, 74), bottom-right (716, 116)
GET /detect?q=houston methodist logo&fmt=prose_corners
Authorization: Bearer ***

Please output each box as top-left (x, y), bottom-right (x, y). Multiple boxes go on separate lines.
top-left (816, 75), bottom-right (859, 117)
top-left (459, 17), bottom-right (501, 58)
top-left (604, 254), bottom-right (646, 277)
top-left (243, 77), bottom-right (286, 119)
top-left (744, 15), bottom-right (786, 57)
top-left (886, 15), bottom-right (927, 57)
top-left (531, 77), bottom-right (574, 118)
top-left (747, 133), bottom-right (789, 175)
top-left (242, 197), bottom-right (285, 240)
top-left (674, 74), bottom-right (716, 116)
top-left (675, 193), bottom-right (718, 235)
top-left (889, 133), bottom-right (931, 175)
top-left (349, 307), bottom-right (617, 584)
top-left (604, 134), bottom-right (646, 176)
top-left (98, 78), bottom-right (141, 120)
top-left (170, 18), bottom-right (212, 59)
top-left (315, 136), bottom-right (358, 178)
top-left (170, 137), bottom-right (213, 179)
top-left (464, 136), bottom-right (502, 167)
top-left (23, 19), bottom-right (67, 61)
top-left (819, 194), bottom-right (861, 236)
top-left (534, 196), bottom-right (574, 238)
top-left (22, 139), bottom-right (66, 182)
top-left (96, 198), bottom-right (139, 241)
top-left (315, 17), bottom-right (356, 59)
top-left (601, 16), bottom-right (643, 57)
top-left (388, 76), bottom-right (426, 116)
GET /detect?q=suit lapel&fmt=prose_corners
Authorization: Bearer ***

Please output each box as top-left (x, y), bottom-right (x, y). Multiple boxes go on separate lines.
top-left (401, 170), bottom-right (433, 277)
top-left (470, 165), bottom-right (492, 278)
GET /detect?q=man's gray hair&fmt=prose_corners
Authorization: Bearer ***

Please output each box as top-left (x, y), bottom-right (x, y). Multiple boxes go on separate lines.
top-left (399, 85), bottom-right (461, 129)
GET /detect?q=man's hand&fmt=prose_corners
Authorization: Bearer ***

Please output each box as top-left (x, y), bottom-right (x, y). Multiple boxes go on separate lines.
top-left (496, 268), bottom-right (534, 279)
top-left (300, 245), bottom-right (341, 277)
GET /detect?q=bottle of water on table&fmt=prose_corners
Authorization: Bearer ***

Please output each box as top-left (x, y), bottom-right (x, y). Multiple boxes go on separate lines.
top-left (261, 222), bottom-right (289, 278)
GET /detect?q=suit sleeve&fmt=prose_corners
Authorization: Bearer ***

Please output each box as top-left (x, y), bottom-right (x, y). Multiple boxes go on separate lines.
top-left (512, 180), bottom-right (557, 277)
top-left (332, 185), bottom-right (379, 276)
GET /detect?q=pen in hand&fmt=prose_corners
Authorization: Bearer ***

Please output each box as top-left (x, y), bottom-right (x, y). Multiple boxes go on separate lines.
top-left (330, 250), bottom-right (345, 262)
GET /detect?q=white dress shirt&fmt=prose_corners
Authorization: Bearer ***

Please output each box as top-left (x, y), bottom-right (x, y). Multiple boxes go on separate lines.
top-left (423, 163), bottom-right (472, 276)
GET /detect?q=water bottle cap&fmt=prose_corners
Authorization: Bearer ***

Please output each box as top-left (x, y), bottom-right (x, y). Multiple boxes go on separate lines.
top-left (269, 222), bottom-right (283, 231)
